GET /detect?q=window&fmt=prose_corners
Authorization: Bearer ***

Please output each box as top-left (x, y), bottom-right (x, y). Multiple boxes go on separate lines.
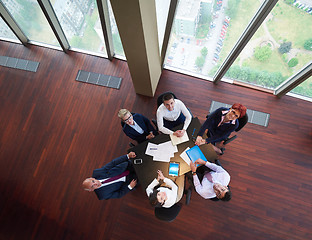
top-left (0, 17), bottom-right (19, 41)
top-left (2, 0), bottom-right (59, 46)
top-left (226, 0), bottom-right (312, 91)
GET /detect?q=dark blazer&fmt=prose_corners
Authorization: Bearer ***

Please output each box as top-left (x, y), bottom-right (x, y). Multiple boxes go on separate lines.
top-left (198, 107), bottom-right (238, 144)
top-left (122, 113), bottom-right (157, 143)
top-left (92, 155), bottom-right (135, 200)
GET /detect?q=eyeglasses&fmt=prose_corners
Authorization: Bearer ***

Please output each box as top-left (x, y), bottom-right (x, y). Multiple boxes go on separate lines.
top-left (124, 115), bottom-right (133, 123)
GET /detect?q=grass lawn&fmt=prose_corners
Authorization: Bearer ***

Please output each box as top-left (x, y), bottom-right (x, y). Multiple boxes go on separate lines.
top-left (268, 1), bottom-right (312, 48)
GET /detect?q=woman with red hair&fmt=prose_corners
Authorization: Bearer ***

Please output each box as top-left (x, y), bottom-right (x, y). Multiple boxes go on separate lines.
top-left (195, 103), bottom-right (246, 155)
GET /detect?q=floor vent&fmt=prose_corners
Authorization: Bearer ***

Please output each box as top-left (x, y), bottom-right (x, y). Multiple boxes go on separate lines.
top-left (76, 70), bottom-right (122, 89)
top-left (0, 56), bottom-right (39, 72)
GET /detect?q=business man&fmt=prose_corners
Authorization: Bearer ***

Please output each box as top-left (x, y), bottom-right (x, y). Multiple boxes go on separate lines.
top-left (118, 109), bottom-right (158, 144)
top-left (156, 93), bottom-right (192, 137)
top-left (82, 152), bottom-right (137, 200)
top-left (189, 159), bottom-right (231, 201)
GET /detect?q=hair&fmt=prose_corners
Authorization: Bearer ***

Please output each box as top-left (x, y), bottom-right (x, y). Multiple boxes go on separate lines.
top-left (118, 109), bottom-right (130, 119)
top-left (231, 103), bottom-right (247, 118)
top-left (82, 178), bottom-right (91, 191)
top-left (162, 93), bottom-right (174, 103)
top-left (148, 189), bottom-right (163, 208)
top-left (220, 189), bottom-right (232, 201)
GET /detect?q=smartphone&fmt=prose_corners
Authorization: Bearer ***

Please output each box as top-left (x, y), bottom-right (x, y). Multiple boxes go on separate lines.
top-left (134, 159), bottom-right (143, 164)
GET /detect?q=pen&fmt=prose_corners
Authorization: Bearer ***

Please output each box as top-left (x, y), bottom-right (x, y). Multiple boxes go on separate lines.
top-left (150, 148), bottom-right (157, 150)
top-left (192, 128), bottom-right (196, 136)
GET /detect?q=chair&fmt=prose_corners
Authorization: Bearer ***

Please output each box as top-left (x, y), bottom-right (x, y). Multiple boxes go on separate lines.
top-left (154, 203), bottom-right (182, 222)
top-left (156, 91), bottom-right (177, 107)
top-left (223, 113), bottom-right (248, 145)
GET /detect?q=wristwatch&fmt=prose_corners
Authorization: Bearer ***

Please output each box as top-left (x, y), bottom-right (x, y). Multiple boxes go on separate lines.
top-left (192, 171), bottom-right (196, 175)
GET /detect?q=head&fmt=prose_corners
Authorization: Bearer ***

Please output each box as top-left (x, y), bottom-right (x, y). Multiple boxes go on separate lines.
top-left (82, 178), bottom-right (101, 192)
top-left (213, 183), bottom-right (231, 201)
top-left (118, 109), bottom-right (134, 125)
top-left (231, 103), bottom-right (246, 119)
top-left (149, 189), bottom-right (166, 207)
top-left (162, 93), bottom-right (175, 111)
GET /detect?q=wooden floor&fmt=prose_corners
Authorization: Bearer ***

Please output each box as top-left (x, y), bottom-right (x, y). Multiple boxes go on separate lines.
top-left (0, 41), bottom-right (311, 240)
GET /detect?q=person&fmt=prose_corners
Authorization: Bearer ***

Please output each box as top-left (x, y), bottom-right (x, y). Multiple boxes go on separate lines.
top-left (82, 152), bottom-right (137, 200)
top-left (195, 103), bottom-right (246, 154)
top-left (118, 109), bottom-right (158, 144)
top-left (146, 170), bottom-right (178, 208)
top-left (189, 158), bottom-right (231, 201)
top-left (156, 93), bottom-right (192, 137)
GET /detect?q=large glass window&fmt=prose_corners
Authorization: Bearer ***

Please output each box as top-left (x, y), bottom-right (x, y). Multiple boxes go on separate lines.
top-left (164, 0), bottom-right (264, 77)
top-left (51, 0), bottom-right (106, 55)
top-left (0, 17), bottom-right (19, 41)
top-left (108, 0), bottom-right (124, 57)
top-left (291, 76), bottom-right (312, 98)
top-left (2, 0), bottom-right (58, 46)
top-left (226, 0), bottom-right (312, 90)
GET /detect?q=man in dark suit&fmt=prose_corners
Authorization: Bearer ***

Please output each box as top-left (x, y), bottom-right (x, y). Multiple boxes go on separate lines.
top-left (82, 152), bottom-right (137, 200)
top-left (118, 109), bottom-right (158, 143)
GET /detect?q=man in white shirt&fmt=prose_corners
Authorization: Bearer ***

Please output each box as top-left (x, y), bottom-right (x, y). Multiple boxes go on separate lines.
top-left (189, 158), bottom-right (231, 201)
top-left (156, 93), bottom-right (192, 137)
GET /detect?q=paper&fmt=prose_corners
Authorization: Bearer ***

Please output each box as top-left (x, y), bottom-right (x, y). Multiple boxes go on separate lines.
top-left (145, 141), bottom-right (177, 162)
top-left (180, 147), bottom-right (191, 165)
top-left (145, 142), bottom-right (159, 156)
top-left (170, 132), bottom-right (189, 146)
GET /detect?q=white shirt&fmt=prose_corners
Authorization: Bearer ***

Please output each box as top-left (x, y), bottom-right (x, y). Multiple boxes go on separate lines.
top-left (156, 99), bottom-right (192, 135)
top-left (146, 178), bottom-right (178, 208)
top-left (193, 161), bottom-right (230, 199)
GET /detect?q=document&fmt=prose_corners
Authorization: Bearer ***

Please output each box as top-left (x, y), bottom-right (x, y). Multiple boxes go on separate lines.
top-left (145, 141), bottom-right (178, 162)
top-left (170, 132), bottom-right (189, 146)
top-left (186, 145), bottom-right (207, 166)
top-left (180, 147), bottom-right (191, 166)
top-left (145, 142), bottom-right (159, 156)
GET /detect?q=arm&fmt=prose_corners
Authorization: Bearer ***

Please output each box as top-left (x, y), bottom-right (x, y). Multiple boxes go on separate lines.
top-left (204, 161), bottom-right (226, 173)
top-left (140, 114), bottom-right (157, 134)
top-left (176, 100), bottom-right (192, 131)
top-left (106, 183), bottom-right (132, 199)
top-left (156, 106), bottom-right (174, 135)
top-left (102, 155), bottom-right (129, 171)
top-left (163, 178), bottom-right (178, 193)
top-left (146, 178), bottom-right (160, 196)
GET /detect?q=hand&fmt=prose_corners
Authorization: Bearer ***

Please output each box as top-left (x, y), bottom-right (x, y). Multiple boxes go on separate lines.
top-left (129, 179), bottom-right (137, 188)
top-left (157, 170), bottom-right (165, 181)
top-left (195, 136), bottom-right (203, 145)
top-left (190, 162), bottom-right (197, 172)
top-left (146, 132), bottom-right (155, 139)
top-left (195, 158), bottom-right (206, 165)
top-left (173, 129), bottom-right (185, 137)
top-left (128, 152), bottom-right (136, 159)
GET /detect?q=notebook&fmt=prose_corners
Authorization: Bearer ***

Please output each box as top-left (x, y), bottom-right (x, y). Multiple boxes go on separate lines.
top-left (168, 162), bottom-right (179, 177)
top-left (186, 145), bottom-right (207, 165)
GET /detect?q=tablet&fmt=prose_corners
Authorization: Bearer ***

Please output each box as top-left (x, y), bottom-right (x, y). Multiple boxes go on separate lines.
top-left (168, 162), bottom-right (179, 177)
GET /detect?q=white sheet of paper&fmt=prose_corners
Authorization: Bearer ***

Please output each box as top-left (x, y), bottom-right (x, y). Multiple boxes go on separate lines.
top-left (170, 132), bottom-right (189, 146)
top-left (152, 141), bottom-right (177, 162)
top-left (145, 142), bottom-right (159, 156)
top-left (180, 147), bottom-right (191, 165)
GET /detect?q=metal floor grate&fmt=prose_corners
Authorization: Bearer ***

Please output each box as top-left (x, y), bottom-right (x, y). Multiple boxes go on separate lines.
top-left (0, 56), bottom-right (39, 72)
top-left (76, 70), bottom-right (122, 89)
top-left (209, 101), bottom-right (270, 127)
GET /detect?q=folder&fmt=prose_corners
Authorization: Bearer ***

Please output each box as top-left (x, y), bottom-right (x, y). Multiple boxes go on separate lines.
top-left (186, 145), bottom-right (207, 164)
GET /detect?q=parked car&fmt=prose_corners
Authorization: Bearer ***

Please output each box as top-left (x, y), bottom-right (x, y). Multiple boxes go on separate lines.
top-left (214, 53), bottom-right (219, 59)
top-left (187, 38), bottom-right (191, 44)
top-left (210, 22), bottom-right (216, 28)
top-left (216, 46), bottom-right (221, 53)
top-left (217, 39), bottom-right (223, 46)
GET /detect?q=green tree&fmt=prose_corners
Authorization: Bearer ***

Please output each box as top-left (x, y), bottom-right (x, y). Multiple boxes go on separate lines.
top-left (195, 56), bottom-right (205, 68)
top-left (254, 45), bottom-right (272, 62)
top-left (288, 58), bottom-right (298, 68)
top-left (284, 0), bottom-right (295, 5)
top-left (278, 42), bottom-right (292, 54)
top-left (201, 47), bottom-right (208, 57)
top-left (303, 39), bottom-right (312, 51)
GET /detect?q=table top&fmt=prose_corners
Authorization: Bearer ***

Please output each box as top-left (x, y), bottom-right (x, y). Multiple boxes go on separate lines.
top-left (129, 117), bottom-right (218, 189)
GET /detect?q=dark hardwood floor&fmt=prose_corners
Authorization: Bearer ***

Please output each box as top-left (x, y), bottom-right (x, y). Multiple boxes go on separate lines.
top-left (0, 41), bottom-right (311, 240)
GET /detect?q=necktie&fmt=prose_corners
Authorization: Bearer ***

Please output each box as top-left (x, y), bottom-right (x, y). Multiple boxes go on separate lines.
top-left (101, 170), bottom-right (130, 184)
top-left (205, 172), bottom-right (213, 183)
